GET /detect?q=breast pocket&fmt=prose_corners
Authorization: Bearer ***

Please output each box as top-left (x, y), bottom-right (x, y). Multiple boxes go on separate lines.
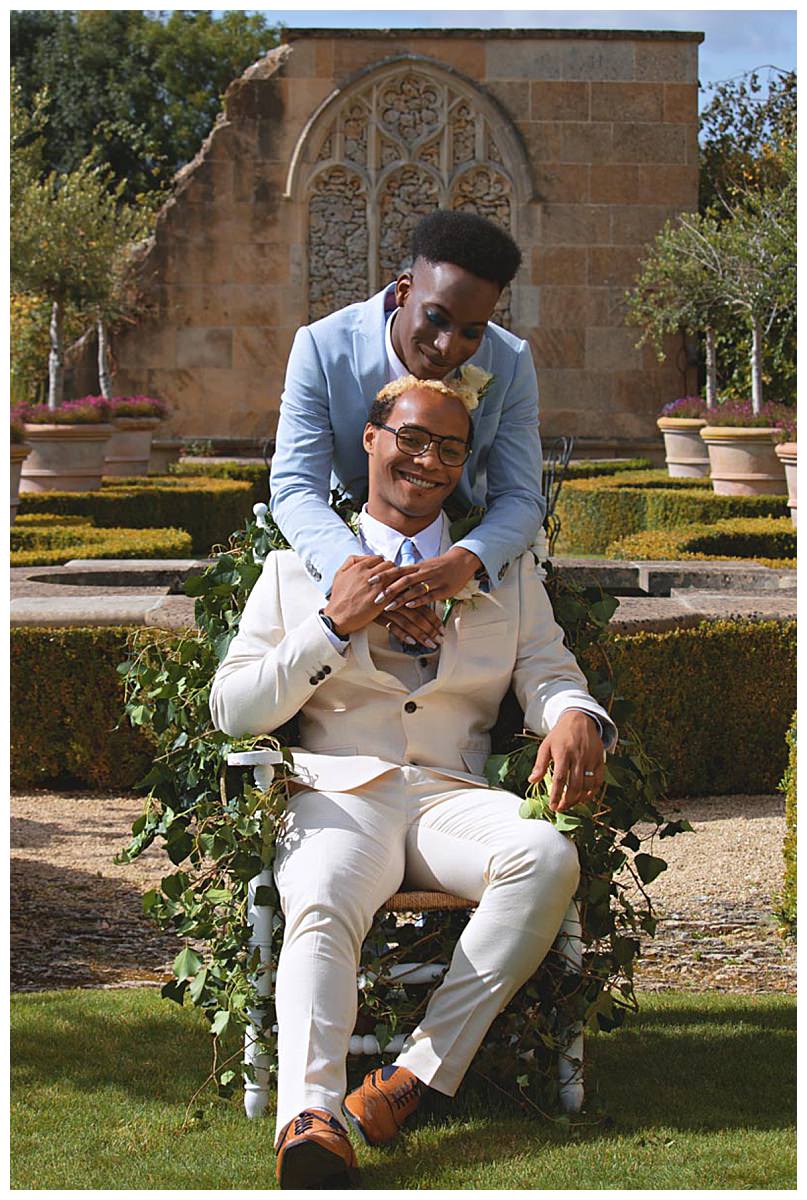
top-left (459, 620), bottom-right (509, 642)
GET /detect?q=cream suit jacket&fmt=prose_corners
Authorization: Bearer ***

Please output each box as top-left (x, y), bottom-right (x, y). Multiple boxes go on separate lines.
top-left (209, 517), bottom-right (616, 793)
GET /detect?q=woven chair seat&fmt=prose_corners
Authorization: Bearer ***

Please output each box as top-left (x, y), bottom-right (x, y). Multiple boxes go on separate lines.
top-left (382, 890), bottom-right (476, 912)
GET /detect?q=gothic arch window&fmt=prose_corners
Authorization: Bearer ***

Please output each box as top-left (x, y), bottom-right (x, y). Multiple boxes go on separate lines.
top-left (286, 59), bottom-right (531, 325)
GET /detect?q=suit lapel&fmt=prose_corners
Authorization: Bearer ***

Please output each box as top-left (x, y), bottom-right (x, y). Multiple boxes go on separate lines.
top-left (351, 284), bottom-right (395, 414)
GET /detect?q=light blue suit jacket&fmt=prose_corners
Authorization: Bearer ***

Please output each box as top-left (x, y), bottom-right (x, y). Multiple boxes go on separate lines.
top-left (269, 283), bottom-right (545, 594)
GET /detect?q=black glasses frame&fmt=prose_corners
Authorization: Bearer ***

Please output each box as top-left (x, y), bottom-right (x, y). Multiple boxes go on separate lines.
top-left (374, 422), bottom-right (472, 466)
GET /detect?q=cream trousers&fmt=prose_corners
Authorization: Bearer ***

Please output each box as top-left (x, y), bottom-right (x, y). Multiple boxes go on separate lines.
top-left (272, 765), bottom-right (580, 1140)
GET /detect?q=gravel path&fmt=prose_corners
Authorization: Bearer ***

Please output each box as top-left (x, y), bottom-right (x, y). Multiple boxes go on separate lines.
top-left (10, 790), bottom-right (794, 994)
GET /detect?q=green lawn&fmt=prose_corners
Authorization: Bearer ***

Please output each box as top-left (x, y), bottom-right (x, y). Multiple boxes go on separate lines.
top-left (11, 988), bottom-right (795, 1190)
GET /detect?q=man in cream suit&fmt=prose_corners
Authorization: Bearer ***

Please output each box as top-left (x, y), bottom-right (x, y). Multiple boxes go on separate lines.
top-left (212, 376), bottom-right (616, 1190)
top-left (269, 209), bottom-right (545, 654)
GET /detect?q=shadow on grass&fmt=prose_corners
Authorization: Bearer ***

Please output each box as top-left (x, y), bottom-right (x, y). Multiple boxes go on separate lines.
top-left (11, 992), bottom-right (210, 1105)
top-left (12, 992), bottom-right (795, 1142)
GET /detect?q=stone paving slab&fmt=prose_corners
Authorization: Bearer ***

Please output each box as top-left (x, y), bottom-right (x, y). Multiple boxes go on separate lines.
top-left (10, 596), bottom-right (169, 627)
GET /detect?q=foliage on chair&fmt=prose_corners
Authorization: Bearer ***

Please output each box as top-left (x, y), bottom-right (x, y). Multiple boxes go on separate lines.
top-left (118, 500), bottom-right (684, 1118)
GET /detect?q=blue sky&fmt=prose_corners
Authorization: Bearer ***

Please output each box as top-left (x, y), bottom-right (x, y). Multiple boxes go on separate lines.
top-left (255, 8), bottom-right (796, 100)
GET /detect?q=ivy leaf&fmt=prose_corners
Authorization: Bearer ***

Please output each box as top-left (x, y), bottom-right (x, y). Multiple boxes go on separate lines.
top-left (173, 946), bottom-right (203, 981)
top-left (210, 1009), bottom-right (230, 1037)
top-left (620, 831), bottom-right (641, 851)
top-left (253, 885), bottom-right (275, 907)
top-left (659, 819), bottom-right (695, 838)
top-left (634, 853), bottom-right (668, 885)
top-left (188, 966), bottom-right (208, 1004)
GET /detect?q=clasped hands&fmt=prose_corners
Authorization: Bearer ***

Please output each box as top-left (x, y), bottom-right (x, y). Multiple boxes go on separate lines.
top-left (322, 545), bottom-right (481, 648)
top-left (323, 553), bottom-right (605, 813)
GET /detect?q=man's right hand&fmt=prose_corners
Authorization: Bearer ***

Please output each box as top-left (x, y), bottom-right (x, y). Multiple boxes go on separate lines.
top-left (322, 556), bottom-right (445, 648)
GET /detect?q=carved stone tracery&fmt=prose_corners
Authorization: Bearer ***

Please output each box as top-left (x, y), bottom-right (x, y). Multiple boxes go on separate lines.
top-left (303, 63), bottom-right (522, 323)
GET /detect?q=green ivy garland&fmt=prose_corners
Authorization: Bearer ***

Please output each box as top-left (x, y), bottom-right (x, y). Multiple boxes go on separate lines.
top-left (118, 499), bottom-right (688, 1120)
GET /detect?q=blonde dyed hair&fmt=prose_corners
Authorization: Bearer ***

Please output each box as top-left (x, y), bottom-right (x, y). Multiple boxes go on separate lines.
top-left (375, 373), bottom-right (478, 418)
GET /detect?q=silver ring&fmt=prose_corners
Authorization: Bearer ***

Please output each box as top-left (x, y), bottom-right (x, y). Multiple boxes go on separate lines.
top-left (583, 770), bottom-right (595, 777)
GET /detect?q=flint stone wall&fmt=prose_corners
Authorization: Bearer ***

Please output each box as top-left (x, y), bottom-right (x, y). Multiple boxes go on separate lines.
top-left (108, 27), bottom-right (703, 455)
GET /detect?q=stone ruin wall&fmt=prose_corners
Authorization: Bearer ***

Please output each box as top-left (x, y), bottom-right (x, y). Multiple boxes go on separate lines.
top-left (108, 28), bottom-right (703, 456)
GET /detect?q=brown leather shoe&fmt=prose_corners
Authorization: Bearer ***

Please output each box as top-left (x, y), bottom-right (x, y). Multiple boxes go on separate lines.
top-left (343, 1065), bottom-right (424, 1146)
top-left (275, 1108), bottom-right (361, 1189)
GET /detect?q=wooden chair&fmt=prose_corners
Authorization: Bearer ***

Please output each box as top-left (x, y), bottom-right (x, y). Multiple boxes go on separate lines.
top-left (229, 749), bottom-right (585, 1122)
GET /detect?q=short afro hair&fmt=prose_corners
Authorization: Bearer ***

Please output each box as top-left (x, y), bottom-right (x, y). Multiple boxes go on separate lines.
top-left (411, 210), bottom-right (522, 289)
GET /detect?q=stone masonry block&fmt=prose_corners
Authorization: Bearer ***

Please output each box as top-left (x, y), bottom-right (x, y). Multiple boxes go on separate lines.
top-left (285, 77), bottom-right (336, 123)
top-left (558, 40), bottom-right (635, 82)
top-left (233, 326), bottom-right (296, 371)
top-left (560, 122), bottom-right (615, 164)
top-left (486, 41), bottom-right (563, 80)
top-left (586, 326), bottom-right (644, 371)
top-left (590, 164), bottom-right (641, 205)
top-left (530, 327), bottom-right (586, 370)
top-left (542, 204), bottom-right (610, 246)
top-left (483, 80), bottom-right (531, 123)
top-left (533, 163), bottom-right (590, 204)
top-left (610, 204), bottom-right (679, 245)
top-left (516, 120), bottom-right (563, 164)
top-left (531, 247), bottom-right (588, 286)
top-left (612, 122), bottom-right (687, 164)
top-left (115, 323), bottom-right (177, 372)
top-left (588, 246), bottom-right (642, 287)
top-left (176, 327), bottom-right (233, 370)
top-left (663, 82), bottom-right (699, 123)
top-left (407, 38), bottom-right (486, 78)
top-left (590, 81), bottom-right (663, 122)
top-left (537, 285), bottom-right (612, 328)
top-left (511, 284), bottom-right (541, 327)
top-left (636, 163), bottom-right (699, 207)
top-left (634, 40), bottom-right (699, 84)
top-left (530, 81), bottom-right (590, 121)
top-left (203, 242), bottom-right (292, 287)
top-left (534, 366), bottom-right (616, 411)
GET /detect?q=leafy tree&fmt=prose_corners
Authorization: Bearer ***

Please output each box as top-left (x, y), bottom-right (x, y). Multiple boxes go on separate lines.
top-left (700, 67), bottom-right (796, 214)
top-left (10, 10), bottom-right (279, 203)
top-left (12, 77), bottom-right (152, 406)
top-left (626, 214), bottom-right (727, 409)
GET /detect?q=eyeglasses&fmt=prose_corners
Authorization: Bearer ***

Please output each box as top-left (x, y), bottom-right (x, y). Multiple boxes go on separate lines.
top-left (374, 423), bottom-right (472, 467)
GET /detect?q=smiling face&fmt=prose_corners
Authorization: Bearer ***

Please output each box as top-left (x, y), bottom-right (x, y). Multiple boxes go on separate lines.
top-left (363, 385), bottom-right (472, 535)
top-left (391, 260), bottom-right (501, 381)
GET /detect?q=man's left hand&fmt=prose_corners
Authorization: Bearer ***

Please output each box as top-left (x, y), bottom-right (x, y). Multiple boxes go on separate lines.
top-left (375, 546), bottom-right (482, 608)
top-left (529, 710), bottom-right (605, 813)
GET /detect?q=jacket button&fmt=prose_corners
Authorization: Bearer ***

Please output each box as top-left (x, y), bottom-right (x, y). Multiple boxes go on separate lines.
top-left (404, 701), bottom-right (417, 714)
top-left (309, 676), bottom-right (318, 685)
top-left (322, 665), bottom-right (331, 675)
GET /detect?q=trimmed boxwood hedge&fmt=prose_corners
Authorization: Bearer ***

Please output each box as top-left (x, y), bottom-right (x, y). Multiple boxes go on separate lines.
top-left (775, 713), bottom-right (796, 939)
top-left (10, 626), bottom-right (157, 789)
top-left (555, 470), bottom-right (789, 555)
top-left (16, 476), bottom-right (255, 555)
top-left (10, 617), bottom-right (796, 795)
top-left (12, 518), bottom-right (192, 566)
top-left (170, 459), bottom-right (268, 508)
top-left (606, 517), bottom-right (796, 569)
top-left (563, 457), bottom-right (652, 480)
top-left (605, 619), bottom-right (796, 797)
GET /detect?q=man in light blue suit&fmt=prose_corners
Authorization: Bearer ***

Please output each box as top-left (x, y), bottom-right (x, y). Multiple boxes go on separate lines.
top-left (270, 210), bottom-right (544, 648)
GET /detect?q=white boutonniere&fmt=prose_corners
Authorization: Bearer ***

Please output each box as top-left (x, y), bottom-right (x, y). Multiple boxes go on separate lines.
top-left (452, 365), bottom-right (494, 412)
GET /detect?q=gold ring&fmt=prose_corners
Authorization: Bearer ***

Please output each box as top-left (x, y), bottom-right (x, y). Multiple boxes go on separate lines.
top-left (422, 581), bottom-right (431, 594)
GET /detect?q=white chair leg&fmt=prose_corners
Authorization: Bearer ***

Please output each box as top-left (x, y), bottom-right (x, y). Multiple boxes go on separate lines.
top-left (227, 750), bottom-right (284, 1119)
top-left (555, 898), bottom-right (584, 1113)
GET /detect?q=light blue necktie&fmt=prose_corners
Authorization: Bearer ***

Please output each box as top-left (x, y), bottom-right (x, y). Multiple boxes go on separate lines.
top-left (391, 538), bottom-right (436, 655)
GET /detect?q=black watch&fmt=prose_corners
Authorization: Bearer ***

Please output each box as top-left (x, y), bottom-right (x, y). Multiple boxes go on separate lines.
top-left (319, 610), bottom-right (349, 642)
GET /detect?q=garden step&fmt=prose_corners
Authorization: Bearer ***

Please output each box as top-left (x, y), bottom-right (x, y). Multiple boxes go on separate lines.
top-left (11, 595), bottom-right (171, 627)
top-left (57, 558), bottom-right (212, 588)
top-left (554, 557), bottom-right (795, 597)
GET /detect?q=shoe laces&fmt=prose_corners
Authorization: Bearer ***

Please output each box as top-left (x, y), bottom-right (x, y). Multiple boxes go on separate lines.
top-left (292, 1109), bottom-right (342, 1137)
top-left (389, 1076), bottom-right (422, 1111)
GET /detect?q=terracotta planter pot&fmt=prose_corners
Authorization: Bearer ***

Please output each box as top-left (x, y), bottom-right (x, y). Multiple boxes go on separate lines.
top-left (775, 441), bottom-right (797, 526)
top-left (11, 443), bottom-right (31, 523)
top-left (104, 416), bottom-right (162, 477)
top-left (699, 426), bottom-right (788, 497)
top-left (20, 422), bottom-right (113, 493)
top-left (656, 417), bottom-right (709, 478)
top-left (149, 438), bottom-right (184, 474)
